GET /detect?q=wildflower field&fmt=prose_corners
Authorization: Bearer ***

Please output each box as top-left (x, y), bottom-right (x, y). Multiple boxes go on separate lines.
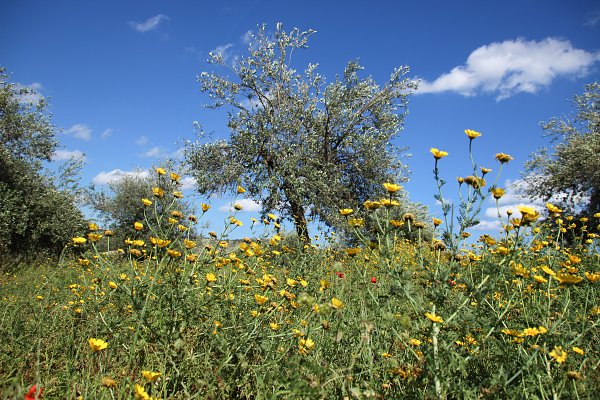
top-left (1, 133), bottom-right (600, 399)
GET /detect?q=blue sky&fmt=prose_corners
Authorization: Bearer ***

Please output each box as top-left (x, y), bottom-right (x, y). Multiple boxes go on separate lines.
top-left (2, 0), bottom-right (600, 238)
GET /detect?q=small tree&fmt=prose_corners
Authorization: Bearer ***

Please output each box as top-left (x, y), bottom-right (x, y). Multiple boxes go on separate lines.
top-left (87, 167), bottom-right (196, 245)
top-left (523, 82), bottom-right (600, 217)
top-left (185, 24), bottom-right (417, 242)
top-left (0, 67), bottom-right (85, 264)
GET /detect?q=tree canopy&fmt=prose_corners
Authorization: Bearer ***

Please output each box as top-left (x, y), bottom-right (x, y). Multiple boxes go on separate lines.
top-left (0, 67), bottom-right (85, 264)
top-left (184, 24), bottom-right (417, 242)
top-left (524, 82), bottom-right (600, 217)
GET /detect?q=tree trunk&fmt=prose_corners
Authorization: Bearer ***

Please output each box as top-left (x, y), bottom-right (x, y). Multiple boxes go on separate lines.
top-left (289, 198), bottom-right (310, 245)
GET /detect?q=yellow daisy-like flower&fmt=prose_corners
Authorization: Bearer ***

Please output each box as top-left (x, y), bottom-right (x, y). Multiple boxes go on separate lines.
top-left (339, 208), bottom-right (354, 216)
top-left (88, 338), bottom-right (108, 352)
top-left (556, 273), bottom-right (583, 284)
top-left (170, 172), bottom-right (180, 182)
top-left (430, 147), bottom-right (449, 160)
top-left (298, 338), bottom-right (315, 355)
top-left (363, 200), bottom-right (382, 210)
top-left (585, 272), bottom-right (600, 282)
top-left (541, 265), bottom-right (556, 276)
top-left (546, 203), bottom-right (563, 213)
top-left (380, 198), bottom-right (400, 207)
top-left (522, 327), bottom-right (541, 337)
top-left (206, 273), bottom-right (217, 283)
top-left (237, 185), bottom-right (246, 194)
top-left (465, 129), bottom-right (481, 140)
top-left (108, 281), bottom-right (118, 289)
top-left (331, 297), bottom-right (344, 309)
top-left (254, 294), bottom-right (268, 305)
top-left (549, 346), bottom-right (567, 364)
top-left (572, 346), bottom-right (585, 356)
top-left (72, 237), bottom-right (87, 245)
top-left (87, 233), bottom-right (102, 242)
top-left (142, 370), bottom-right (162, 383)
top-left (409, 338), bottom-right (422, 346)
top-left (533, 275), bottom-right (548, 284)
top-left (101, 376), bottom-right (118, 388)
top-left (167, 249), bottom-right (181, 258)
top-left (383, 183), bottom-right (402, 193)
top-left (491, 187), bottom-right (505, 200)
top-left (133, 221), bottom-right (144, 231)
top-left (156, 167), bottom-right (166, 175)
top-left (517, 205), bottom-right (540, 223)
top-left (425, 312), bottom-right (444, 323)
top-left (134, 384), bottom-right (152, 400)
top-left (432, 217), bottom-right (443, 227)
top-left (141, 198), bottom-right (152, 206)
top-left (201, 203), bottom-right (211, 212)
top-left (152, 187), bottom-right (164, 198)
top-left (88, 222), bottom-right (99, 231)
top-left (269, 322), bottom-right (280, 331)
top-left (495, 153), bottom-right (514, 163)
top-left (184, 239), bottom-right (197, 249)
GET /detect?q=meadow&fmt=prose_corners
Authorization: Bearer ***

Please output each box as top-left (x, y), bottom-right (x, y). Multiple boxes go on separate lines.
top-left (1, 134), bottom-right (599, 399)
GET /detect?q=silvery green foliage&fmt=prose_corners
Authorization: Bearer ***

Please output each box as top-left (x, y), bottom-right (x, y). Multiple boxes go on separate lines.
top-left (0, 68), bottom-right (85, 262)
top-left (524, 82), bottom-right (600, 215)
top-left (185, 24), bottom-right (417, 241)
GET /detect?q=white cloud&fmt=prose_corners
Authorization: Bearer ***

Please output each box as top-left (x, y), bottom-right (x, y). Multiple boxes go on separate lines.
top-left (584, 11), bottom-right (600, 27)
top-left (417, 38), bottom-right (600, 100)
top-left (210, 43), bottom-right (234, 62)
top-left (471, 219), bottom-right (502, 231)
top-left (141, 146), bottom-right (163, 158)
top-left (16, 82), bottom-right (44, 104)
top-left (241, 30), bottom-right (253, 44)
top-left (180, 176), bottom-right (196, 190)
top-left (100, 128), bottom-right (113, 139)
top-left (219, 198), bottom-right (262, 212)
top-left (474, 178), bottom-right (589, 231)
top-left (52, 149), bottom-right (85, 161)
top-left (63, 124), bottom-right (92, 141)
top-left (129, 14), bottom-right (169, 33)
top-left (135, 136), bottom-right (149, 146)
top-left (92, 169), bottom-right (150, 185)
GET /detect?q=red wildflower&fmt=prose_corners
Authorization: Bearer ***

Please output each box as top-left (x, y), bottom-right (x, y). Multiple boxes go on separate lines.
top-left (371, 277), bottom-right (377, 284)
top-left (335, 271), bottom-right (345, 278)
top-left (25, 385), bottom-right (43, 400)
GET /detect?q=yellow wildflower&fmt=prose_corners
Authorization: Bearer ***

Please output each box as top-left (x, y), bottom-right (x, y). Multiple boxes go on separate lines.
top-left (72, 237), bottom-right (87, 245)
top-left (549, 346), bottom-right (567, 364)
top-left (339, 208), bottom-right (353, 216)
top-left (152, 187), bottom-right (164, 198)
top-left (206, 273), bottom-right (217, 283)
top-left (465, 129), bottom-right (481, 140)
top-left (430, 147), bottom-right (449, 160)
top-left (133, 222), bottom-right (144, 231)
top-left (425, 312), bottom-right (444, 323)
top-left (134, 384), bottom-right (151, 400)
top-left (495, 153), bottom-right (514, 163)
top-left (142, 370), bottom-right (162, 383)
top-left (255, 294), bottom-right (268, 305)
top-left (331, 297), bottom-right (344, 309)
top-left (156, 167), bottom-right (166, 175)
top-left (88, 338), bottom-right (108, 352)
top-left (383, 183), bottom-right (402, 193)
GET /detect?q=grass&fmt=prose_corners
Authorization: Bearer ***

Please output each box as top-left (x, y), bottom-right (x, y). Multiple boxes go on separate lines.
top-left (2, 138), bottom-right (600, 398)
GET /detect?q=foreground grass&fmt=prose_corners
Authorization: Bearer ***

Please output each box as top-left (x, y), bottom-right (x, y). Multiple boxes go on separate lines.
top-left (1, 218), bottom-right (599, 398)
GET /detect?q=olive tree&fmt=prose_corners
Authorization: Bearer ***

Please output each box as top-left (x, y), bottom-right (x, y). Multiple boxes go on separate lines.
top-left (0, 67), bottom-right (85, 264)
top-left (185, 24), bottom-right (417, 242)
top-left (523, 82), bottom-right (600, 217)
